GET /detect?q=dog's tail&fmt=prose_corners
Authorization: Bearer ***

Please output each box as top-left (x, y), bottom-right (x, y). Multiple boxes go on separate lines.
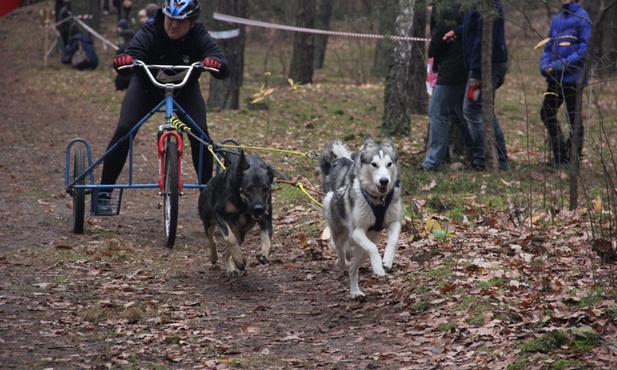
top-left (319, 141), bottom-right (352, 177)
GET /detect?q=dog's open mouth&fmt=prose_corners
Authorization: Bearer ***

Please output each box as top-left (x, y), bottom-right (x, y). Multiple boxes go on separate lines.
top-left (377, 185), bottom-right (388, 194)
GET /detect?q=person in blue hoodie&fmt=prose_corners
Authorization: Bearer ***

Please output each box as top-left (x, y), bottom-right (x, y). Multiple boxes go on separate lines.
top-left (62, 31), bottom-right (99, 70)
top-left (444, 0), bottom-right (509, 171)
top-left (539, 0), bottom-right (591, 168)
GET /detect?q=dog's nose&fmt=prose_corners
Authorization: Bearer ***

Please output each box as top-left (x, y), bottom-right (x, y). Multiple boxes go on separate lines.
top-left (252, 204), bottom-right (266, 215)
top-left (379, 178), bottom-right (390, 187)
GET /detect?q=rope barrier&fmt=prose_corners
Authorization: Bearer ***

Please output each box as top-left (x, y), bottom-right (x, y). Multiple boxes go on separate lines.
top-left (213, 12), bottom-right (430, 43)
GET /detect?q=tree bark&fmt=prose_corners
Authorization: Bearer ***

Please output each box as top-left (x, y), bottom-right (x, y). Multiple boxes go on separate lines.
top-left (479, 0), bottom-right (497, 171)
top-left (372, 1), bottom-right (396, 78)
top-left (313, 0), bottom-right (332, 69)
top-left (408, 0), bottom-right (427, 115)
top-left (207, 0), bottom-right (247, 110)
top-left (382, 0), bottom-right (416, 137)
top-left (289, 0), bottom-right (316, 84)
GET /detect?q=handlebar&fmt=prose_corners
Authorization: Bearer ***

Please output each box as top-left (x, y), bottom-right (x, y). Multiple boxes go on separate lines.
top-left (118, 60), bottom-right (219, 90)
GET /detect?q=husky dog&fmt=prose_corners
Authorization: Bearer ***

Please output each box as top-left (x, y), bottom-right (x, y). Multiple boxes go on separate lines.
top-left (320, 136), bottom-right (402, 298)
top-left (198, 151), bottom-right (274, 275)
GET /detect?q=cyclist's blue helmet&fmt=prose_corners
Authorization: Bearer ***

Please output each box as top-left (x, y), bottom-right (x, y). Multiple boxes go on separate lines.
top-left (162, 0), bottom-right (201, 20)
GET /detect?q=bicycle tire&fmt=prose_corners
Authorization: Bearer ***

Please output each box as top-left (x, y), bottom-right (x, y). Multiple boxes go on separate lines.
top-left (163, 139), bottom-right (179, 248)
top-left (72, 147), bottom-right (86, 234)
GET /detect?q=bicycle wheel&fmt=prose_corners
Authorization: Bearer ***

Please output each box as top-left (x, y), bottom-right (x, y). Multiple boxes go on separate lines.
top-left (72, 147), bottom-right (86, 234)
top-left (163, 139), bottom-right (179, 248)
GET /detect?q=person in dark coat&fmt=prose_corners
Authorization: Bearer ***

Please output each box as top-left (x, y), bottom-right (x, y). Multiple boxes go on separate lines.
top-left (61, 32), bottom-right (99, 70)
top-left (445, 0), bottom-right (510, 171)
top-left (539, 0), bottom-right (591, 167)
top-left (420, 0), bottom-right (473, 170)
top-left (99, 0), bottom-right (229, 207)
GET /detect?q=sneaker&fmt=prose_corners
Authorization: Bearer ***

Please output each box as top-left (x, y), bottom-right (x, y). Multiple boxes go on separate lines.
top-left (97, 192), bottom-right (113, 214)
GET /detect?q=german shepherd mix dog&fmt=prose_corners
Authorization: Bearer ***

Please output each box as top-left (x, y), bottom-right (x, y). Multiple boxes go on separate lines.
top-left (320, 136), bottom-right (402, 298)
top-left (198, 151), bottom-right (274, 275)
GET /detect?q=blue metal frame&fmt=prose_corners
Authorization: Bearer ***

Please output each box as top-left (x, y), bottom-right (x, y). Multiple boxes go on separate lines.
top-left (64, 73), bottom-right (215, 211)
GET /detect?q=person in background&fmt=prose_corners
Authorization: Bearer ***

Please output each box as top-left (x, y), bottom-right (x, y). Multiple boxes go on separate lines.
top-left (145, 3), bottom-right (159, 23)
top-left (55, 0), bottom-right (72, 49)
top-left (137, 8), bottom-right (148, 26)
top-left (114, 19), bottom-right (135, 90)
top-left (419, 0), bottom-right (473, 171)
top-left (99, 0), bottom-right (229, 208)
top-left (444, 0), bottom-right (510, 171)
top-left (62, 31), bottom-right (99, 70)
top-left (539, 0), bottom-right (591, 168)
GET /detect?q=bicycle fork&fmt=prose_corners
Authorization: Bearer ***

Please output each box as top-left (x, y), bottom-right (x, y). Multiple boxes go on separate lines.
top-left (157, 131), bottom-right (184, 193)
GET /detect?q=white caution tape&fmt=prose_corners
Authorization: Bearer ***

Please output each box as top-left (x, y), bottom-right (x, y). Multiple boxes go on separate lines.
top-left (210, 28), bottom-right (240, 40)
top-left (213, 12), bottom-right (430, 42)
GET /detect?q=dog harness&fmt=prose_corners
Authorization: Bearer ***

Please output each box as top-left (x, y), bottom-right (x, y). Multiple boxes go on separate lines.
top-left (362, 179), bottom-right (400, 232)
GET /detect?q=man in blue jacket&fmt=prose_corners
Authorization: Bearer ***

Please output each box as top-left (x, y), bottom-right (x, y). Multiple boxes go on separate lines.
top-left (539, 0), bottom-right (591, 168)
top-left (445, 0), bottom-right (509, 171)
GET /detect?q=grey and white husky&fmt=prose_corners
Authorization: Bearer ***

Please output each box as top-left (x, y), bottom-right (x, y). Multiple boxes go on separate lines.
top-left (319, 135), bottom-right (402, 298)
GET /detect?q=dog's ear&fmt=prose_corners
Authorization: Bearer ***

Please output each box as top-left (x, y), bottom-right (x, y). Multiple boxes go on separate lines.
top-left (363, 135), bottom-right (377, 151)
top-left (267, 165), bottom-right (274, 183)
top-left (238, 150), bottom-right (250, 172)
top-left (380, 136), bottom-right (395, 150)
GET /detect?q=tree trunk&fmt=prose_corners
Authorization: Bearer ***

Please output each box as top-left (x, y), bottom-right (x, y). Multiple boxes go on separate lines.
top-left (289, 0), bottom-right (316, 84)
top-left (207, 0), bottom-right (247, 110)
top-left (408, 0), bottom-right (427, 115)
top-left (382, 0), bottom-right (416, 137)
top-left (372, 1), bottom-right (396, 78)
top-left (313, 0), bottom-right (333, 69)
top-left (479, 0), bottom-right (497, 171)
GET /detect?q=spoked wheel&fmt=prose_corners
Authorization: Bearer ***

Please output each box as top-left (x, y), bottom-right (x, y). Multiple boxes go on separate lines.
top-left (163, 140), bottom-right (179, 248)
top-left (72, 147), bottom-right (86, 234)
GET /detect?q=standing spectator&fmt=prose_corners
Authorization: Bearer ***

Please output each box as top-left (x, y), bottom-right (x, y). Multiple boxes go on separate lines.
top-left (419, 0), bottom-right (473, 171)
top-left (102, 0), bottom-right (110, 15)
top-left (99, 0), bottom-right (229, 209)
top-left (445, 0), bottom-right (510, 171)
top-left (55, 0), bottom-right (72, 49)
top-left (539, 0), bottom-right (591, 168)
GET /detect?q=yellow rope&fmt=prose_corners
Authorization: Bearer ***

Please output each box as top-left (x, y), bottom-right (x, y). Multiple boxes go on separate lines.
top-left (219, 143), bottom-right (317, 158)
top-left (295, 182), bottom-right (323, 208)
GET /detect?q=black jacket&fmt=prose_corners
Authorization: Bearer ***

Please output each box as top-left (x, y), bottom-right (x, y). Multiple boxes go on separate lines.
top-left (123, 9), bottom-right (230, 81)
top-left (428, 1), bottom-right (467, 86)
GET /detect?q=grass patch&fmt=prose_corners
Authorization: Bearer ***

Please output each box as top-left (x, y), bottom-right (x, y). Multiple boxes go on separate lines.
top-left (520, 330), bottom-right (567, 353)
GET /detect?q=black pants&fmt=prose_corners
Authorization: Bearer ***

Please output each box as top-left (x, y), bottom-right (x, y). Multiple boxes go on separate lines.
top-left (101, 75), bottom-right (214, 187)
top-left (539, 83), bottom-right (583, 163)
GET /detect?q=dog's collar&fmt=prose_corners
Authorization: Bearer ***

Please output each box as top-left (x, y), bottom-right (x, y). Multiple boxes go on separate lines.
top-left (362, 179), bottom-right (400, 232)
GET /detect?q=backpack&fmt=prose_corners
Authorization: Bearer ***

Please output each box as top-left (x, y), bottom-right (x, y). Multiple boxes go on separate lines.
top-left (71, 40), bottom-right (90, 70)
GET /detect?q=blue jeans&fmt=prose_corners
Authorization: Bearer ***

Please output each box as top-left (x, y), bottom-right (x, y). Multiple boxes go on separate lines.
top-left (463, 62), bottom-right (509, 169)
top-left (422, 83), bottom-right (473, 169)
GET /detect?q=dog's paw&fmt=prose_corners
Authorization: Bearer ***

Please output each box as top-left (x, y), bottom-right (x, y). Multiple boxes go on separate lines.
top-left (382, 260), bottom-right (393, 271)
top-left (350, 290), bottom-right (365, 300)
top-left (227, 268), bottom-right (245, 277)
top-left (255, 253), bottom-right (269, 265)
top-left (335, 258), bottom-right (348, 271)
top-left (372, 264), bottom-right (386, 278)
